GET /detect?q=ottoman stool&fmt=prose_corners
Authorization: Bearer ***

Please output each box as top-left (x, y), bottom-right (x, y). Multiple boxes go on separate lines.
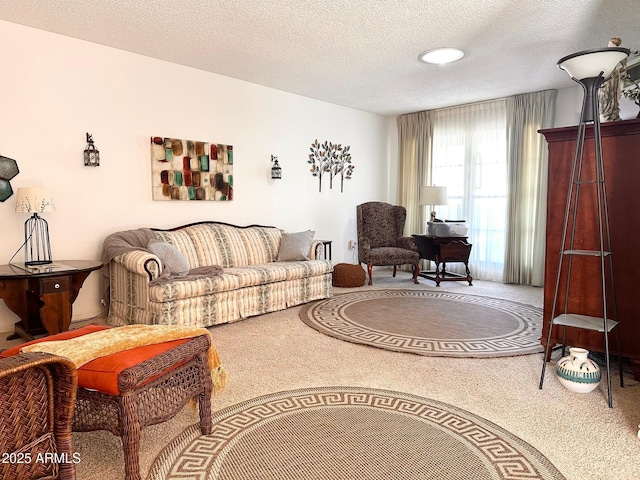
top-left (332, 263), bottom-right (366, 287)
top-left (1, 325), bottom-right (218, 480)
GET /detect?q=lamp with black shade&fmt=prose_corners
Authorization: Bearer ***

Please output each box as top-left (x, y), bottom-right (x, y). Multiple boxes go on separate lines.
top-left (15, 187), bottom-right (56, 266)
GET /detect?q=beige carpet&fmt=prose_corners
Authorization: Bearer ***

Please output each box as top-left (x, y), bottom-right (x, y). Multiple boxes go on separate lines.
top-left (300, 290), bottom-right (544, 357)
top-left (148, 386), bottom-right (566, 480)
top-left (2, 274), bottom-right (639, 480)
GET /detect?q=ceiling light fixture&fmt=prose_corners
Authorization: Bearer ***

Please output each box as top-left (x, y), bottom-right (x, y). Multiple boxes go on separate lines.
top-left (418, 48), bottom-right (464, 65)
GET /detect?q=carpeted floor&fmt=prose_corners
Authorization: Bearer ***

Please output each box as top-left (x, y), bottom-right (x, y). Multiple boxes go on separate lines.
top-left (2, 273), bottom-right (639, 479)
top-left (300, 289), bottom-right (544, 357)
top-left (148, 386), bottom-right (566, 480)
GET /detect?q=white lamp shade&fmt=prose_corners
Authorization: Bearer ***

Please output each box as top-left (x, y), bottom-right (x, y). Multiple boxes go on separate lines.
top-left (15, 187), bottom-right (56, 213)
top-left (420, 186), bottom-right (448, 206)
top-left (558, 47), bottom-right (629, 80)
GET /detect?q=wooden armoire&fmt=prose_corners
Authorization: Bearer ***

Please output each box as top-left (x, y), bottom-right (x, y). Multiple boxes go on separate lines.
top-left (540, 118), bottom-right (640, 381)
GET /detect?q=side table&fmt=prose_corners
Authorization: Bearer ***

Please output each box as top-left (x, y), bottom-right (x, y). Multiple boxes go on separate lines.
top-left (412, 235), bottom-right (473, 286)
top-left (317, 240), bottom-right (332, 260)
top-left (0, 260), bottom-right (103, 340)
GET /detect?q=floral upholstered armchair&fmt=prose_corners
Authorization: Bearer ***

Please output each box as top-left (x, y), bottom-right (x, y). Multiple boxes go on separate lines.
top-left (356, 201), bottom-right (420, 285)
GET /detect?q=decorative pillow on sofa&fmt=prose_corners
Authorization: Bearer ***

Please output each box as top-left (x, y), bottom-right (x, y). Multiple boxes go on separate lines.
top-left (148, 239), bottom-right (190, 275)
top-left (277, 230), bottom-right (315, 261)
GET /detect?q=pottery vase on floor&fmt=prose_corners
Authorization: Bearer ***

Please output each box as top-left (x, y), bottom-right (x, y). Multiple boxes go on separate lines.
top-left (555, 347), bottom-right (601, 393)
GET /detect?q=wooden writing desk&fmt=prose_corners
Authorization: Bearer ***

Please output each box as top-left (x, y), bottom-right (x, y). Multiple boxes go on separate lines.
top-left (412, 235), bottom-right (473, 286)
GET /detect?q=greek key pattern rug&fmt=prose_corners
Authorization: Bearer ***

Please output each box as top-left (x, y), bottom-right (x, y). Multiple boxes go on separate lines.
top-left (148, 387), bottom-right (565, 480)
top-left (299, 290), bottom-right (544, 357)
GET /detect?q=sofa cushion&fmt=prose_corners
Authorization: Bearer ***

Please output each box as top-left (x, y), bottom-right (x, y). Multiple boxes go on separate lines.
top-left (155, 223), bottom-right (282, 268)
top-left (148, 272), bottom-right (240, 301)
top-left (148, 260), bottom-right (333, 301)
top-left (236, 226), bottom-right (282, 265)
top-left (277, 230), bottom-right (315, 261)
top-left (74, 338), bottom-right (190, 395)
top-left (148, 239), bottom-right (190, 275)
top-left (154, 228), bottom-right (202, 268)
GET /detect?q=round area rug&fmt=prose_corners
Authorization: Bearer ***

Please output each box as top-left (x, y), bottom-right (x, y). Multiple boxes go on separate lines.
top-left (299, 290), bottom-right (543, 357)
top-left (148, 387), bottom-right (565, 480)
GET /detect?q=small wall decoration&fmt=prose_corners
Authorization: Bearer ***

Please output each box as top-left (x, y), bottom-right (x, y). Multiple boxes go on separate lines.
top-left (308, 139), bottom-right (354, 192)
top-left (151, 136), bottom-right (233, 201)
top-left (0, 155), bottom-right (19, 202)
top-left (598, 37), bottom-right (626, 122)
top-left (622, 50), bottom-right (640, 118)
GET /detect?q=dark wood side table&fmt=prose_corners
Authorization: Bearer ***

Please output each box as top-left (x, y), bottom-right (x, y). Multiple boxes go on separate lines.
top-left (0, 260), bottom-right (103, 340)
top-left (412, 235), bottom-right (473, 286)
top-left (317, 240), bottom-right (332, 260)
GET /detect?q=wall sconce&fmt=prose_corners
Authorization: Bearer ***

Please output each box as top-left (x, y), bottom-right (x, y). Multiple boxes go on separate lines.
top-left (271, 155), bottom-right (282, 179)
top-left (84, 133), bottom-right (100, 167)
top-left (15, 187), bottom-right (56, 265)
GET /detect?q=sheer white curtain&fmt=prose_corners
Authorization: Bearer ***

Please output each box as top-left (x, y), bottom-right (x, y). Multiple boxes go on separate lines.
top-left (504, 90), bottom-right (556, 286)
top-left (398, 91), bottom-right (556, 284)
top-left (431, 100), bottom-right (507, 281)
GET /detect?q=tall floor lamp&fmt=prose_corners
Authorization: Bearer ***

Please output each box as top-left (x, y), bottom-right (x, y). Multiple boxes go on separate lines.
top-left (539, 46), bottom-right (629, 408)
top-left (15, 187), bottom-right (56, 266)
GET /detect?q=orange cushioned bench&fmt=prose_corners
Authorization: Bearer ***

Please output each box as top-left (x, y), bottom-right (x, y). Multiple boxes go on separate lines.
top-left (1, 325), bottom-right (214, 480)
top-left (1, 325), bottom-right (191, 395)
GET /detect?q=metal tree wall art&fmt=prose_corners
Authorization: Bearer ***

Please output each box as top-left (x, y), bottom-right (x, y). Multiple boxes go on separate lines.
top-left (308, 139), bottom-right (355, 192)
top-left (332, 144), bottom-right (354, 193)
top-left (308, 139), bottom-right (330, 191)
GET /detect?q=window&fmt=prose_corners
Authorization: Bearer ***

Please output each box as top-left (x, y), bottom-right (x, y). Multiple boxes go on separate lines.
top-left (430, 100), bottom-right (507, 281)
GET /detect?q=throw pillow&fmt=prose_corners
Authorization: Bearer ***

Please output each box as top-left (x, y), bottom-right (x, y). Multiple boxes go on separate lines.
top-left (147, 239), bottom-right (190, 275)
top-left (277, 230), bottom-right (315, 261)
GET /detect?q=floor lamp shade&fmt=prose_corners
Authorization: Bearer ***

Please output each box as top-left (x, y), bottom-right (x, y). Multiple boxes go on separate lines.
top-left (557, 47), bottom-right (629, 81)
top-left (15, 187), bottom-right (56, 265)
top-left (420, 186), bottom-right (448, 222)
top-left (557, 47), bottom-right (629, 123)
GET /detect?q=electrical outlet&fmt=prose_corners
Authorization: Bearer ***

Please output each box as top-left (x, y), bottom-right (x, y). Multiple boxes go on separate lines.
top-left (348, 240), bottom-right (356, 250)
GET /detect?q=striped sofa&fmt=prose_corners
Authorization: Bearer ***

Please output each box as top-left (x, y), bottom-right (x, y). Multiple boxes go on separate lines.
top-left (106, 222), bottom-right (333, 327)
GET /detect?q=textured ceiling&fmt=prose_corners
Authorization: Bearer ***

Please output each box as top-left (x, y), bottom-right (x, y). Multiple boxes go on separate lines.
top-left (0, 0), bottom-right (638, 116)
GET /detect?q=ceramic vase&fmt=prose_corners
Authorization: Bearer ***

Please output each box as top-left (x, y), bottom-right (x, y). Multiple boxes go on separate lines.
top-left (555, 347), bottom-right (601, 393)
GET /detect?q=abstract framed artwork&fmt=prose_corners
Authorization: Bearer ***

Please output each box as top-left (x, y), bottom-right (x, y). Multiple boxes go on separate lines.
top-left (151, 136), bottom-right (233, 201)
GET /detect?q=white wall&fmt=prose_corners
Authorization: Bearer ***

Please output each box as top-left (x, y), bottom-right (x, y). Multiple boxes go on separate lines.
top-left (555, 84), bottom-right (638, 127)
top-left (385, 116), bottom-right (400, 203)
top-left (0, 21), bottom-right (389, 332)
top-left (555, 87), bottom-right (583, 127)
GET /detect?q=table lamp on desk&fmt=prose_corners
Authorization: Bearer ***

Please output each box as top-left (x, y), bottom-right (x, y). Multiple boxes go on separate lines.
top-left (420, 186), bottom-right (448, 227)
